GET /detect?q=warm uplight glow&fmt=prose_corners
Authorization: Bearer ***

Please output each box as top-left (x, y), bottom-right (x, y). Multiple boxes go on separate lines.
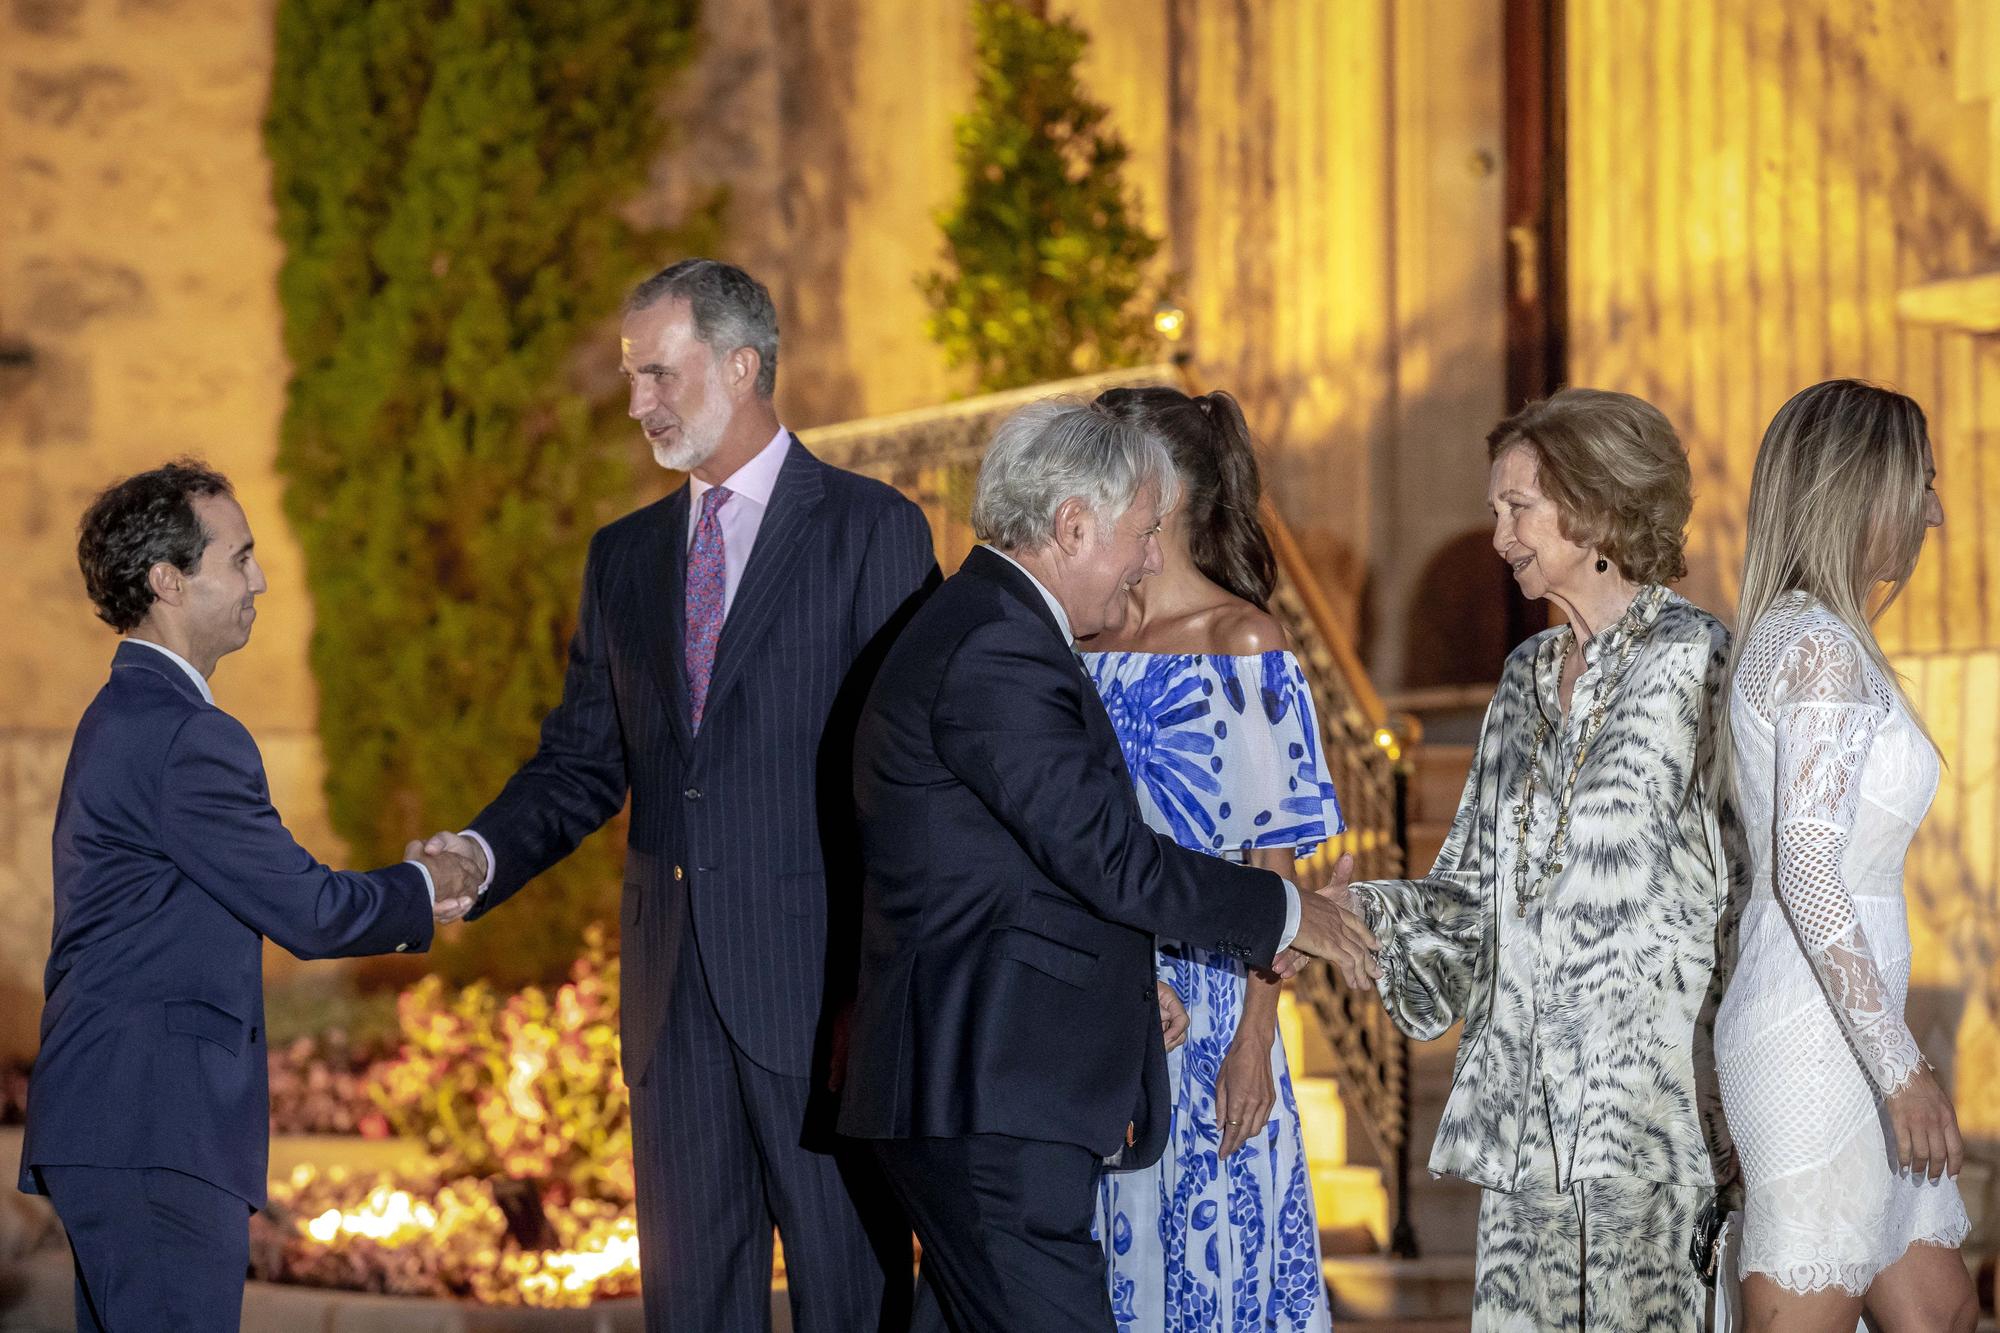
top-left (505, 1045), bottom-right (551, 1123)
top-left (276, 1165), bottom-right (643, 1308)
top-left (503, 1216), bottom-right (641, 1302)
top-left (1152, 301), bottom-right (1187, 341)
top-left (304, 1184), bottom-right (438, 1245)
top-left (1371, 726), bottom-right (1401, 761)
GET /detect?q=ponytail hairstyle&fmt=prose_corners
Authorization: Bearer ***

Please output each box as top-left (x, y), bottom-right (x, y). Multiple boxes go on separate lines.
top-left (1095, 385), bottom-right (1278, 609)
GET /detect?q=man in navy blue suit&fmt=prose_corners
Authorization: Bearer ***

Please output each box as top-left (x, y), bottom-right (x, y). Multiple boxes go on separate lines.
top-left (423, 259), bottom-right (938, 1332)
top-left (840, 399), bottom-right (1378, 1332)
top-left (19, 461), bottom-right (480, 1330)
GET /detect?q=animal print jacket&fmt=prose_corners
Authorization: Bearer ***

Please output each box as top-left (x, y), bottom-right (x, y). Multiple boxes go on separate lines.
top-left (1354, 586), bottom-right (1741, 1192)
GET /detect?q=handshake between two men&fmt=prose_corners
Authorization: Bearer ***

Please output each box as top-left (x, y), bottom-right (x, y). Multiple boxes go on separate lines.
top-left (409, 839), bottom-right (1380, 977)
top-left (407, 831), bottom-right (487, 925)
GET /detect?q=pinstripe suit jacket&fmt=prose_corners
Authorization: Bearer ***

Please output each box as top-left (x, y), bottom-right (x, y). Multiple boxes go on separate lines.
top-left (468, 437), bottom-right (938, 1084)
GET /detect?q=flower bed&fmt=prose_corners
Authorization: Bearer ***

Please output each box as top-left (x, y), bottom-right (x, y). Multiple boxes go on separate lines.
top-left (268, 1027), bottom-right (399, 1137)
top-left (255, 927), bottom-right (645, 1308)
top-left (252, 1162), bottom-right (638, 1307)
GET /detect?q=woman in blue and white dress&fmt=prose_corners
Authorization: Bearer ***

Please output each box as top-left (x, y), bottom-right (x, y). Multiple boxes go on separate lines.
top-left (1083, 387), bottom-right (1343, 1333)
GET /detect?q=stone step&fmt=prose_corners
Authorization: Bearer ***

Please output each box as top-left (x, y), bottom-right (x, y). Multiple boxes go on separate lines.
top-left (1323, 1253), bottom-right (1476, 1323)
top-left (1314, 1162), bottom-right (1390, 1251)
top-left (1293, 1071), bottom-right (1353, 1163)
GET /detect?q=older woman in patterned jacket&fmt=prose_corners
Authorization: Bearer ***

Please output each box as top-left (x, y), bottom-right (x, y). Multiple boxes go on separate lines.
top-left (1350, 389), bottom-right (1739, 1331)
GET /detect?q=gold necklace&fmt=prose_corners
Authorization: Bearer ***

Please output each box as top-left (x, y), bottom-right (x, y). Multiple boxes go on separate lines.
top-left (1511, 586), bottom-right (1662, 918)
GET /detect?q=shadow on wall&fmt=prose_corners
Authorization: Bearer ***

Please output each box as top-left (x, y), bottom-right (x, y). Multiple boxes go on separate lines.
top-left (1399, 530), bottom-right (1549, 689)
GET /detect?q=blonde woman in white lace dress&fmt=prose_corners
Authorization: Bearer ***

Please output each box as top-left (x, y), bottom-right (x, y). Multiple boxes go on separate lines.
top-left (1717, 379), bottom-right (1974, 1332)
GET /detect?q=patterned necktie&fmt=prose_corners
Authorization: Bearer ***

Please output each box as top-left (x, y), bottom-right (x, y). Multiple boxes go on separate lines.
top-left (685, 485), bottom-right (733, 730)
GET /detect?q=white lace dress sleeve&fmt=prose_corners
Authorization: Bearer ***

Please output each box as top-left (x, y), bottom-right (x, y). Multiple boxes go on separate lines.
top-left (1768, 627), bottom-right (1923, 1099)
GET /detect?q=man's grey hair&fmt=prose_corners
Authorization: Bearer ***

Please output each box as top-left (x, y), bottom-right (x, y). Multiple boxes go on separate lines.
top-left (626, 258), bottom-right (780, 398)
top-left (971, 397), bottom-right (1181, 552)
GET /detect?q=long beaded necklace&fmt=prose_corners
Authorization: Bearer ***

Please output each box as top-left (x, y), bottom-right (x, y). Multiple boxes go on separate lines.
top-left (1511, 585), bottom-right (1663, 918)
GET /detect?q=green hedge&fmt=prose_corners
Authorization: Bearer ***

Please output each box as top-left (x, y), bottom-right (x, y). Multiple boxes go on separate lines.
top-left (923, 0), bottom-right (1169, 392)
top-left (265, 0), bottom-right (715, 985)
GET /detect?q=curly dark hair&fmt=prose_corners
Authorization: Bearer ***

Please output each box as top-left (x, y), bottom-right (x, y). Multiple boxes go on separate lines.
top-left (77, 460), bottom-right (234, 632)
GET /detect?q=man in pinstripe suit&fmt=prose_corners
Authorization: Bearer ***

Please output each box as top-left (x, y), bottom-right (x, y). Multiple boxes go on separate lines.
top-left (424, 260), bottom-right (938, 1332)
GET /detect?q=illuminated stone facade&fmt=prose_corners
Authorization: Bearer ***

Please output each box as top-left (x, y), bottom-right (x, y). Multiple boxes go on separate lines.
top-left (1568, 0), bottom-right (2000, 1235)
top-left (1, 7), bottom-right (1992, 1256)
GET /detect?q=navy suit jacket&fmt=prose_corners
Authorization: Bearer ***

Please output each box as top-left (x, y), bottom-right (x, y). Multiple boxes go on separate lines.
top-left (467, 438), bottom-right (937, 1085)
top-left (20, 641), bottom-right (433, 1207)
top-left (838, 547), bottom-right (1290, 1166)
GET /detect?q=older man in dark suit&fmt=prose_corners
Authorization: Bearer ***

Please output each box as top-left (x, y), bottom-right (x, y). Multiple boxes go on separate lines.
top-left (21, 462), bottom-right (477, 1331)
top-left (840, 398), bottom-right (1377, 1333)
top-left (425, 259), bottom-right (937, 1332)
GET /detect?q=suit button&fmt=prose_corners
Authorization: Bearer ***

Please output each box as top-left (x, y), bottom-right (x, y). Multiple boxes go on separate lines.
top-left (673, 865), bottom-right (684, 882)
top-left (1141, 987), bottom-right (1153, 1002)
top-left (684, 786), bottom-right (702, 800)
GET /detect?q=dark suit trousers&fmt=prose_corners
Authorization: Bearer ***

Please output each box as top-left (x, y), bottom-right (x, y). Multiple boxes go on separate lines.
top-left (874, 1135), bottom-right (1112, 1333)
top-left (630, 926), bottom-right (910, 1332)
top-left (35, 1165), bottom-right (249, 1332)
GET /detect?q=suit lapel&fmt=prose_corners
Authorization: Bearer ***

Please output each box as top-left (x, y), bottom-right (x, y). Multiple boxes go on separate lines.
top-left (639, 487), bottom-right (695, 747)
top-left (695, 437), bottom-right (825, 732)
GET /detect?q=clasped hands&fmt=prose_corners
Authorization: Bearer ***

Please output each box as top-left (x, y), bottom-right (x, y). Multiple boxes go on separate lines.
top-left (1272, 852), bottom-right (1380, 989)
top-left (405, 831), bottom-right (489, 925)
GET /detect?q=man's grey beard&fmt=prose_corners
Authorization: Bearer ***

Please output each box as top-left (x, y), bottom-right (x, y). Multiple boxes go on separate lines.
top-left (652, 420), bottom-right (726, 472)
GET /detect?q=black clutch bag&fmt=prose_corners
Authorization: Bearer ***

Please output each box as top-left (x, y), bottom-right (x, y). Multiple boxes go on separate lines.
top-left (1689, 1194), bottom-right (1726, 1288)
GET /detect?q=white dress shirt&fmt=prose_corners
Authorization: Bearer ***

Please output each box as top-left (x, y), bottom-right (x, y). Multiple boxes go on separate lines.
top-left (463, 427), bottom-right (794, 899)
top-left (976, 545), bottom-right (1302, 950)
top-left (128, 636), bottom-right (214, 704)
top-left (126, 636), bottom-right (438, 905)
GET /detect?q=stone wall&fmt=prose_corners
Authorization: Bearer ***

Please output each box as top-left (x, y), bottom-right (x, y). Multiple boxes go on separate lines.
top-left (653, 0), bottom-right (1508, 668)
top-left (0, 0), bottom-right (331, 1058)
top-left (0, 0), bottom-right (1508, 1058)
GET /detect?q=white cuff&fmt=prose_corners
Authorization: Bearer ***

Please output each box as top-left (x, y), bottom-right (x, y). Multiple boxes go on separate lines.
top-left (405, 859), bottom-right (437, 907)
top-left (1276, 876), bottom-right (1301, 951)
top-left (461, 829), bottom-right (497, 898)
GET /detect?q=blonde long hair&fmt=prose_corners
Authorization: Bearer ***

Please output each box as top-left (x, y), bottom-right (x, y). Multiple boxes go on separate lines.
top-left (1724, 379), bottom-right (1938, 781)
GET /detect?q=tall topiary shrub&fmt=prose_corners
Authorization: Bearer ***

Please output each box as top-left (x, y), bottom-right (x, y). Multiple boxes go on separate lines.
top-left (265, 0), bottom-right (715, 985)
top-left (922, 0), bottom-right (1169, 392)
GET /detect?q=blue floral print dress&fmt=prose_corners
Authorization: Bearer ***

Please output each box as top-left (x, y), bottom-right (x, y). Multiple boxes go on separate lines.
top-left (1082, 649), bottom-right (1343, 1333)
